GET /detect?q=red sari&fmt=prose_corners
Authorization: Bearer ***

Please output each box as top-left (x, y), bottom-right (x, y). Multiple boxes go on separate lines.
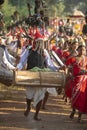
top-left (65, 56), bottom-right (87, 113)
top-left (62, 50), bottom-right (70, 63)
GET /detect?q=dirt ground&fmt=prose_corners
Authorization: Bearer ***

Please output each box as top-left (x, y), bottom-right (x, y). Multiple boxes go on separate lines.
top-left (0, 85), bottom-right (87, 130)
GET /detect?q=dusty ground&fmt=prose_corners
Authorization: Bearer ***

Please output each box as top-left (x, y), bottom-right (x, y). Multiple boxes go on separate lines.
top-left (0, 85), bottom-right (87, 130)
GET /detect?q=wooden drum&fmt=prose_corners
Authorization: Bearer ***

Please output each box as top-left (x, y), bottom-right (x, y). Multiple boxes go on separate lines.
top-left (13, 71), bottom-right (66, 88)
top-left (0, 68), bottom-right (13, 86)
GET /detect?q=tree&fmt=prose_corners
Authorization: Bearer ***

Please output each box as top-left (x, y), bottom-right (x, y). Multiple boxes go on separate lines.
top-left (1, 0), bottom-right (16, 26)
top-left (56, 1), bottom-right (65, 16)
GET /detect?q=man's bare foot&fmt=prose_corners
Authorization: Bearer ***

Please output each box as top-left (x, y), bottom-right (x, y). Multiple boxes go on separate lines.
top-left (33, 116), bottom-right (42, 121)
top-left (24, 110), bottom-right (29, 117)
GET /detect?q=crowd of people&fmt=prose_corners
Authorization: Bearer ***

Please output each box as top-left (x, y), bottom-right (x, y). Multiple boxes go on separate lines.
top-left (0, 0), bottom-right (87, 123)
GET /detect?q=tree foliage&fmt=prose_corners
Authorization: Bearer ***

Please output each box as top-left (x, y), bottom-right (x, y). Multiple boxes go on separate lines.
top-left (1, 0), bottom-right (16, 25)
top-left (1, 0), bottom-right (87, 26)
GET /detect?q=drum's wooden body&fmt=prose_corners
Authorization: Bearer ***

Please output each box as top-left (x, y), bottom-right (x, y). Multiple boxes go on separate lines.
top-left (0, 68), bottom-right (13, 86)
top-left (13, 71), bottom-right (66, 88)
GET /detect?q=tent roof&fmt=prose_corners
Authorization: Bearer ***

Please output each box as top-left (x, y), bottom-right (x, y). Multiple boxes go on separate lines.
top-left (73, 10), bottom-right (85, 17)
top-left (67, 10), bottom-right (85, 18)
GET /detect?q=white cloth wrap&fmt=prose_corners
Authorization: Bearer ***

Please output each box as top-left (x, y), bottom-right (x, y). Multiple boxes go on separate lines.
top-left (47, 88), bottom-right (57, 96)
top-left (26, 87), bottom-right (46, 107)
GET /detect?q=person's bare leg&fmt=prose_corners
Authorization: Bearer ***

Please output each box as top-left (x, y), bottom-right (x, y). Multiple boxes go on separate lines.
top-left (69, 108), bottom-right (76, 119)
top-left (42, 91), bottom-right (49, 109)
top-left (34, 100), bottom-right (42, 121)
top-left (24, 98), bottom-right (32, 116)
top-left (77, 111), bottom-right (82, 123)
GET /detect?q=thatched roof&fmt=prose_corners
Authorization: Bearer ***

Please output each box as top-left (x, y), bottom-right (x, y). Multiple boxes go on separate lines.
top-left (68, 9), bottom-right (85, 18)
top-left (73, 10), bottom-right (85, 17)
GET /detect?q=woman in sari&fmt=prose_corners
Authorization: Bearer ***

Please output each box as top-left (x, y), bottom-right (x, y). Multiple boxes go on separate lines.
top-left (65, 45), bottom-right (87, 123)
top-left (63, 41), bottom-right (79, 101)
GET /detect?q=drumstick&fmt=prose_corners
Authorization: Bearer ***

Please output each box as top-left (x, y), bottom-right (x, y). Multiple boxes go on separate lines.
top-left (51, 50), bottom-right (65, 66)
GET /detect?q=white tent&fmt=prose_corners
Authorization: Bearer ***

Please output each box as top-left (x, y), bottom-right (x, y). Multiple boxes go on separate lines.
top-left (73, 9), bottom-right (85, 17)
top-left (68, 9), bottom-right (85, 18)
